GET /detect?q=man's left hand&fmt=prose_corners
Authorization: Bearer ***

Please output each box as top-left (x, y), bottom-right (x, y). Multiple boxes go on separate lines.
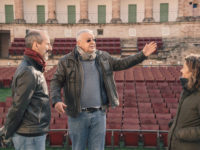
top-left (142, 42), bottom-right (157, 56)
top-left (0, 126), bottom-right (11, 148)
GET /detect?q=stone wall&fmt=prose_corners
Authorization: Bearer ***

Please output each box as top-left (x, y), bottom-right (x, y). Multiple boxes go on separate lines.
top-left (1, 22), bottom-right (200, 40)
top-left (138, 37), bottom-right (200, 65)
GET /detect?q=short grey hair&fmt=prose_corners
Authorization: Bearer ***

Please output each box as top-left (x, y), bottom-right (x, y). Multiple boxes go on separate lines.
top-left (25, 29), bottom-right (45, 48)
top-left (76, 29), bottom-right (94, 41)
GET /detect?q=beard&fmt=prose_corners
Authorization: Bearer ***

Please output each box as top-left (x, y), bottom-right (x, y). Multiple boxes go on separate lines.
top-left (43, 51), bottom-right (50, 61)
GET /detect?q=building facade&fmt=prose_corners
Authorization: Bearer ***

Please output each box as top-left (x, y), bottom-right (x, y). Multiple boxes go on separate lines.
top-left (0, 0), bottom-right (200, 64)
top-left (1, 0), bottom-right (199, 24)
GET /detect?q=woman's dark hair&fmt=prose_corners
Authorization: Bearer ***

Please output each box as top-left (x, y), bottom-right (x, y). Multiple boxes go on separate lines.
top-left (185, 54), bottom-right (200, 90)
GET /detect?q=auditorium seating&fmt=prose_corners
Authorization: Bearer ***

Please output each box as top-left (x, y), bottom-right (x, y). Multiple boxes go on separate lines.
top-left (49, 123), bottom-right (67, 146)
top-left (52, 38), bottom-right (76, 55)
top-left (141, 124), bottom-right (159, 147)
top-left (106, 107), bottom-right (122, 146)
top-left (96, 38), bottom-right (121, 54)
top-left (0, 65), bottom-right (184, 148)
top-left (52, 38), bottom-right (121, 55)
top-left (49, 111), bottom-right (68, 146)
top-left (0, 67), bottom-right (16, 88)
top-left (8, 37), bottom-right (121, 56)
top-left (9, 38), bottom-right (25, 55)
top-left (122, 125), bottom-right (140, 146)
top-left (9, 37), bottom-right (168, 56)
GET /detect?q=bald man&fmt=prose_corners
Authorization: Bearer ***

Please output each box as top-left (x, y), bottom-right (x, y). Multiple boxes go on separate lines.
top-left (0, 30), bottom-right (52, 150)
top-left (51, 29), bottom-right (157, 150)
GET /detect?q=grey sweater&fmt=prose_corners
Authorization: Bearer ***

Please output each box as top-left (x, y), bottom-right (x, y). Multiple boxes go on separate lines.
top-left (80, 60), bottom-right (101, 108)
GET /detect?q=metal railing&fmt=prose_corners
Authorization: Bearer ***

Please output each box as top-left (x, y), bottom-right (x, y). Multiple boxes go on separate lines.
top-left (48, 128), bottom-right (168, 150)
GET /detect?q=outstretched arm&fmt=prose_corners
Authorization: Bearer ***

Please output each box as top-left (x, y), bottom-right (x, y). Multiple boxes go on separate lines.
top-left (109, 42), bottom-right (157, 71)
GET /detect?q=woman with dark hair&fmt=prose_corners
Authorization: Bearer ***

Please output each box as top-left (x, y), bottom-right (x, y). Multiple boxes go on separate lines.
top-left (168, 54), bottom-right (200, 150)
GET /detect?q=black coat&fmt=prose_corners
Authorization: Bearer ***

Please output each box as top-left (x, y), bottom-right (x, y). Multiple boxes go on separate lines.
top-left (168, 88), bottom-right (200, 150)
top-left (4, 56), bottom-right (51, 139)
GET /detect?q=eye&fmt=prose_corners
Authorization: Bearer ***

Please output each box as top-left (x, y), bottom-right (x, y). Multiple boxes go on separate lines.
top-left (87, 39), bottom-right (91, 43)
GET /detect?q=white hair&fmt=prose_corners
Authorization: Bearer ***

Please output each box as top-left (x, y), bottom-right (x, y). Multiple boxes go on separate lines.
top-left (76, 29), bottom-right (94, 41)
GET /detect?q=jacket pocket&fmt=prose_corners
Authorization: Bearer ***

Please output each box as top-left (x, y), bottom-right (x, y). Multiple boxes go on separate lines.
top-left (38, 105), bottom-right (43, 123)
top-left (69, 71), bottom-right (75, 82)
top-left (66, 67), bottom-right (76, 83)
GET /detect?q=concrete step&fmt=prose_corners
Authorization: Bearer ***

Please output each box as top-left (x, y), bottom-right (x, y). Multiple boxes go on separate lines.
top-left (121, 52), bottom-right (138, 57)
top-left (121, 47), bottom-right (138, 51)
top-left (121, 46), bottom-right (138, 57)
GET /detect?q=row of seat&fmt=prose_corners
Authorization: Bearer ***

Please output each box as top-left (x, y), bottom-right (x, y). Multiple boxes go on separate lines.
top-left (1, 85), bottom-right (174, 147)
top-left (14, 38), bottom-right (25, 42)
top-left (8, 38), bottom-right (122, 55)
top-left (9, 38), bottom-right (25, 55)
top-left (0, 67), bottom-right (16, 88)
top-left (53, 41), bottom-right (121, 46)
top-left (114, 66), bottom-right (181, 82)
top-left (10, 37), bottom-right (165, 56)
top-left (52, 38), bottom-right (122, 55)
top-left (0, 66), bottom-right (182, 88)
top-left (137, 37), bottom-right (163, 51)
top-left (0, 65), bottom-right (183, 148)
top-left (9, 47), bottom-right (25, 55)
top-left (54, 38), bottom-right (120, 42)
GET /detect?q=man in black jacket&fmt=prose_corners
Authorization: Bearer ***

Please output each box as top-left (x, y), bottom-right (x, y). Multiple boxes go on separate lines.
top-left (0, 30), bottom-right (52, 150)
top-left (51, 29), bottom-right (157, 150)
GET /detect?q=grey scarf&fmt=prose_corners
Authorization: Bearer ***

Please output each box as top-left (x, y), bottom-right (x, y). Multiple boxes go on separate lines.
top-left (77, 46), bottom-right (96, 60)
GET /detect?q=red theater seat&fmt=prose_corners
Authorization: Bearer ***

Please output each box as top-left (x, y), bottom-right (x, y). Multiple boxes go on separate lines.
top-left (160, 132), bottom-right (168, 147)
top-left (49, 124), bottom-right (66, 146)
top-left (141, 125), bottom-right (159, 147)
top-left (106, 124), bottom-right (121, 146)
top-left (122, 124), bottom-right (140, 146)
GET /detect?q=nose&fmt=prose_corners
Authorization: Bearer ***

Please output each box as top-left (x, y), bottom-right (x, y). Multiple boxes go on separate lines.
top-left (91, 39), bottom-right (96, 45)
top-left (91, 41), bottom-right (95, 44)
top-left (48, 44), bottom-right (52, 51)
top-left (180, 68), bottom-right (183, 74)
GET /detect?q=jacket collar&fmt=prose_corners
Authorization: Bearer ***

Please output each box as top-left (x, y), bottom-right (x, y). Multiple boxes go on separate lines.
top-left (68, 46), bottom-right (102, 61)
top-left (24, 55), bottom-right (44, 72)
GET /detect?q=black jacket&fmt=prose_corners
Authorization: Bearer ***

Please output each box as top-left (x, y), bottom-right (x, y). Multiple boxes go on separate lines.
top-left (168, 88), bottom-right (200, 150)
top-left (51, 47), bottom-right (147, 117)
top-left (3, 56), bottom-right (51, 139)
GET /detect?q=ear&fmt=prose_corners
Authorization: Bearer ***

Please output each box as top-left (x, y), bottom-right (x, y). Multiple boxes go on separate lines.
top-left (77, 40), bottom-right (81, 47)
top-left (32, 41), bottom-right (38, 50)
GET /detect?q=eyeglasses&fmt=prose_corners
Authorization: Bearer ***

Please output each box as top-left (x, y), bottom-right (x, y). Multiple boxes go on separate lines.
top-left (87, 39), bottom-right (96, 43)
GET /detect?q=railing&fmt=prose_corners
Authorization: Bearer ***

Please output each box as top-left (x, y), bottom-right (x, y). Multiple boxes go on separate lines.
top-left (48, 128), bottom-right (168, 150)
